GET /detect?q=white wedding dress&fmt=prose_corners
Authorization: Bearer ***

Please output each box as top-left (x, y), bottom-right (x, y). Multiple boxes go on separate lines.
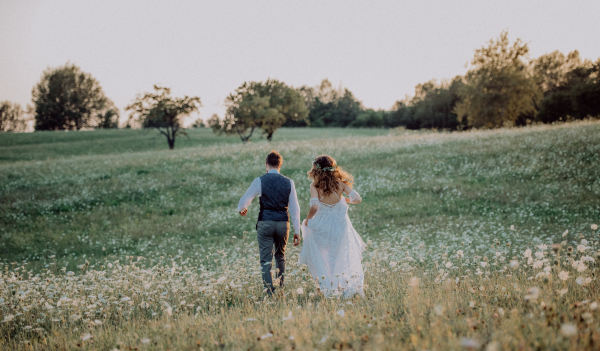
top-left (298, 190), bottom-right (367, 297)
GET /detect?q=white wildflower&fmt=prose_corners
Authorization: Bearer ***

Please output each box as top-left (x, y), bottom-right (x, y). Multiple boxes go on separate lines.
top-left (560, 323), bottom-right (577, 336)
top-left (558, 271), bottom-right (569, 281)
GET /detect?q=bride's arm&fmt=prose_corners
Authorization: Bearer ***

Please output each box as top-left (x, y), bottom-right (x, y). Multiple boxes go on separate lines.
top-left (342, 182), bottom-right (362, 204)
top-left (304, 184), bottom-right (319, 225)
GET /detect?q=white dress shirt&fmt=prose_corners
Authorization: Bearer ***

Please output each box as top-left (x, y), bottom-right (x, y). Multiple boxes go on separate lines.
top-left (237, 169), bottom-right (301, 235)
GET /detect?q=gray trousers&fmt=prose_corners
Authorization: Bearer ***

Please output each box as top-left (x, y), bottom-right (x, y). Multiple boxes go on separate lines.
top-left (256, 220), bottom-right (290, 294)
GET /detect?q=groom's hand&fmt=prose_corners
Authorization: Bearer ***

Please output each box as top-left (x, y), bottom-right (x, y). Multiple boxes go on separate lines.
top-left (239, 209), bottom-right (248, 216)
top-left (293, 233), bottom-right (300, 246)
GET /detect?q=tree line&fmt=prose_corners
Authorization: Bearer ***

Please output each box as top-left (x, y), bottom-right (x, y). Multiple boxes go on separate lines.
top-left (2, 31), bottom-right (599, 149)
top-left (210, 32), bottom-right (599, 141)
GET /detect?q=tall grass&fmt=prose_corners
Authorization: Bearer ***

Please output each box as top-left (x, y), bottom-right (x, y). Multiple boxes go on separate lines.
top-left (0, 122), bottom-right (599, 350)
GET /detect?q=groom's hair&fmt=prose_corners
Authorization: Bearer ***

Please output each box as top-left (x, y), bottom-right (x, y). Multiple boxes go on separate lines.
top-left (266, 150), bottom-right (283, 168)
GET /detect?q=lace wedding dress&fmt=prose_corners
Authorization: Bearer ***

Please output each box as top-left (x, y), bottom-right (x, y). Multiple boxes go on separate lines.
top-left (298, 190), bottom-right (367, 297)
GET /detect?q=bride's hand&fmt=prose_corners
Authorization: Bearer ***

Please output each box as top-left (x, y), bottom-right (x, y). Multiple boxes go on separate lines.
top-left (344, 196), bottom-right (351, 203)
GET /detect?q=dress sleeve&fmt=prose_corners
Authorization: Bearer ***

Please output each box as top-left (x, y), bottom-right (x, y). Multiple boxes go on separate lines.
top-left (348, 190), bottom-right (361, 203)
top-left (309, 198), bottom-right (319, 207)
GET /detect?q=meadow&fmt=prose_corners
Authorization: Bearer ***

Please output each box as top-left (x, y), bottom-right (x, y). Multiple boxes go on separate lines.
top-left (1, 122), bottom-right (599, 350)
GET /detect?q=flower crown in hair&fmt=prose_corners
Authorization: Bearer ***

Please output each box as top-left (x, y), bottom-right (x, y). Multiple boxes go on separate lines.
top-left (313, 160), bottom-right (336, 172)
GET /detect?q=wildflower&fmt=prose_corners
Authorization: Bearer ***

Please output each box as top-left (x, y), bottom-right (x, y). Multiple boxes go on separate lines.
top-left (591, 302), bottom-right (598, 310)
top-left (533, 261), bottom-right (543, 269)
top-left (337, 309), bottom-right (345, 317)
top-left (524, 249), bottom-right (532, 258)
top-left (480, 261), bottom-right (488, 268)
top-left (408, 277), bottom-right (420, 287)
top-left (560, 323), bottom-right (577, 337)
top-left (2, 314), bottom-right (14, 323)
top-left (457, 250), bottom-right (464, 258)
top-left (282, 311), bottom-right (294, 321)
top-left (389, 261), bottom-right (397, 268)
top-left (81, 334), bottom-right (92, 341)
top-left (141, 339), bottom-right (150, 344)
top-left (260, 333), bottom-right (273, 340)
top-left (469, 301), bottom-right (475, 308)
top-left (558, 271), bottom-right (569, 281)
top-left (510, 225), bottom-right (515, 230)
top-left (563, 230), bottom-right (569, 237)
top-left (296, 288), bottom-right (303, 295)
top-left (575, 277), bottom-right (585, 285)
top-left (524, 287), bottom-right (540, 300)
top-left (577, 245), bottom-right (588, 252)
top-left (557, 288), bottom-right (568, 296)
top-left (459, 337), bottom-right (483, 351)
top-left (509, 260), bottom-right (519, 268)
top-left (445, 262), bottom-right (452, 268)
top-left (592, 224), bottom-right (598, 230)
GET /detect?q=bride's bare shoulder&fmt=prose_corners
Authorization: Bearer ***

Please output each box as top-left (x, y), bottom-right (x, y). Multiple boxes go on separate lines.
top-left (310, 183), bottom-right (319, 197)
top-left (339, 181), bottom-right (352, 193)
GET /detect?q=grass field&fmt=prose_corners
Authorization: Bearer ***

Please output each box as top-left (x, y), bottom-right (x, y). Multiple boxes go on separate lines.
top-left (1, 123), bottom-right (599, 350)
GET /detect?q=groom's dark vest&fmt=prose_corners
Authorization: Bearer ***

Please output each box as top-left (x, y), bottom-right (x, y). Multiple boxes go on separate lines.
top-left (258, 172), bottom-right (291, 223)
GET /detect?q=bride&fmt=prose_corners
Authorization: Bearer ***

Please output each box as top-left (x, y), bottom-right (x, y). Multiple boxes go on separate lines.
top-left (298, 155), bottom-right (367, 297)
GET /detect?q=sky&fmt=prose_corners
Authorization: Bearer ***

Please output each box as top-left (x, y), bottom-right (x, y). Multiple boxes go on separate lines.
top-left (1, 0), bottom-right (600, 126)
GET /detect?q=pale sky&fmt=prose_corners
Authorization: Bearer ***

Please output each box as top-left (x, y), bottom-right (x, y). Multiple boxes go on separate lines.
top-left (1, 0), bottom-right (600, 126)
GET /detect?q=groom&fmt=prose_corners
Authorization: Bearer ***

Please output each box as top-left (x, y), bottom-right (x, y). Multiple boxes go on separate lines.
top-left (238, 150), bottom-right (301, 295)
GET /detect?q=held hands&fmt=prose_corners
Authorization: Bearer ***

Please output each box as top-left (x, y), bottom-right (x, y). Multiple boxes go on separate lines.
top-left (239, 209), bottom-right (248, 216)
top-left (293, 233), bottom-right (300, 246)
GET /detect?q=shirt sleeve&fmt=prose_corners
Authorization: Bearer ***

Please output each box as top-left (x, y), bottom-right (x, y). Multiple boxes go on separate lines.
top-left (288, 179), bottom-right (301, 234)
top-left (237, 177), bottom-right (261, 213)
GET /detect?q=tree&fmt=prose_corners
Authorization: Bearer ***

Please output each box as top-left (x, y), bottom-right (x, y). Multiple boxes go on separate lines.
top-left (454, 31), bottom-right (542, 128)
top-left (126, 86), bottom-right (201, 149)
top-left (535, 56), bottom-right (600, 123)
top-left (32, 63), bottom-right (119, 130)
top-left (349, 109), bottom-right (387, 128)
top-left (284, 79), bottom-right (363, 128)
top-left (191, 119), bottom-right (206, 128)
top-left (0, 101), bottom-right (27, 132)
top-left (214, 79), bottom-right (308, 142)
top-left (532, 50), bottom-right (585, 95)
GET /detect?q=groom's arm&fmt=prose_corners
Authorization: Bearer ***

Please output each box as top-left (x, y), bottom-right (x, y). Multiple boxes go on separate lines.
top-left (288, 180), bottom-right (301, 245)
top-left (237, 178), bottom-right (261, 215)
